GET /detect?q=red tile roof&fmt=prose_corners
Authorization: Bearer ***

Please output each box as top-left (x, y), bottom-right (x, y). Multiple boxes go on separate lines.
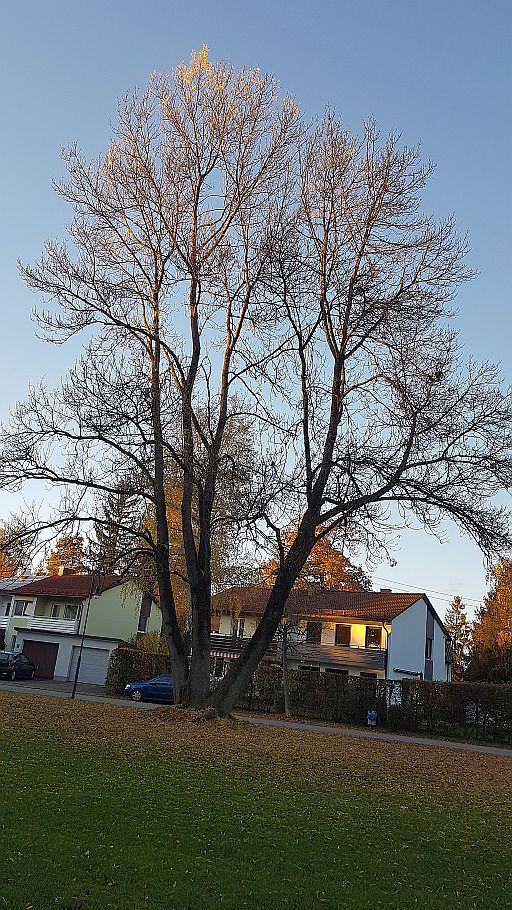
top-left (13, 574), bottom-right (122, 599)
top-left (212, 587), bottom-right (425, 623)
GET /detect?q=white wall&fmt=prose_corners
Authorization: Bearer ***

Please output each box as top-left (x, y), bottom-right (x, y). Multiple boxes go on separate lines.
top-left (432, 616), bottom-right (448, 682)
top-left (387, 598), bottom-right (426, 680)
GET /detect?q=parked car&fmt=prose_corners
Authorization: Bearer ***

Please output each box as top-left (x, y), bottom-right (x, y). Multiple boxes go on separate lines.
top-left (0, 651), bottom-right (36, 681)
top-left (124, 674), bottom-right (174, 703)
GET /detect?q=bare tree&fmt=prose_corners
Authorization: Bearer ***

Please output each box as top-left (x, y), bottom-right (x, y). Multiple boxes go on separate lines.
top-left (1, 51), bottom-right (511, 715)
top-left (0, 48), bottom-right (298, 704)
top-left (208, 116), bottom-right (512, 714)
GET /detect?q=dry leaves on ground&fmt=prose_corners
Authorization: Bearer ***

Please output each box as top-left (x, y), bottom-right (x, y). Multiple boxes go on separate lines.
top-left (1, 692), bottom-right (511, 809)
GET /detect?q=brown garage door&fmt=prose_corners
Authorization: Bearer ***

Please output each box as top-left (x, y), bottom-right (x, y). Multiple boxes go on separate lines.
top-left (22, 641), bottom-right (59, 679)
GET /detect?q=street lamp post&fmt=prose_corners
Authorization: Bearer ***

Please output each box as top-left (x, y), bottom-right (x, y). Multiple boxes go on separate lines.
top-left (71, 572), bottom-right (100, 699)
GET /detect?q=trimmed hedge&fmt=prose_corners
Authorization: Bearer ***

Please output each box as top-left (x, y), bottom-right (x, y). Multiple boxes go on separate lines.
top-left (106, 648), bottom-right (512, 744)
top-left (106, 647), bottom-right (170, 695)
top-left (239, 666), bottom-right (512, 743)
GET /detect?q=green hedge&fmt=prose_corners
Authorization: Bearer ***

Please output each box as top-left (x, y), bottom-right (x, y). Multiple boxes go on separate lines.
top-left (106, 649), bottom-right (512, 744)
top-left (105, 647), bottom-right (170, 695)
top-left (238, 666), bottom-right (512, 744)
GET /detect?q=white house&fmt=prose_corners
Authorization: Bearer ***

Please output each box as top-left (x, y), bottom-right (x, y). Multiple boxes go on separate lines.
top-left (0, 572), bottom-right (161, 685)
top-left (211, 587), bottom-right (453, 682)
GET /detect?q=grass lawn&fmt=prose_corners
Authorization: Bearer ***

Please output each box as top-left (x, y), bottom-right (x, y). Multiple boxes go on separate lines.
top-left (0, 693), bottom-right (511, 910)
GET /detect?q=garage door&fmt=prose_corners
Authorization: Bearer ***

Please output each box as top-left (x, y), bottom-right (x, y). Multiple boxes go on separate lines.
top-left (68, 646), bottom-right (110, 686)
top-left (22, 641), bottom-right (59, 679)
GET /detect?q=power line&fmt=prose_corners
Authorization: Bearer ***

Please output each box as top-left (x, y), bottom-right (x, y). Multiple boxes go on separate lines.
top-left (372, 574), bottom-right (483, 606)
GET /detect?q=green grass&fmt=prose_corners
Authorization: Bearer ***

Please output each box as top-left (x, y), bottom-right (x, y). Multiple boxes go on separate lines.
top-left (1, 732), bottom-right (511, 910)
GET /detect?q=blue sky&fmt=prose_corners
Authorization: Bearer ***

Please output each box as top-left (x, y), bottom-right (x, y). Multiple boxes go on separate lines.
top-left (1, 0), bottom-right (511, 616)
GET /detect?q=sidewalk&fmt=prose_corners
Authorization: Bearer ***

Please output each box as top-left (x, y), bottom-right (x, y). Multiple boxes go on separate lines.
top-left (0, 678), bottom-right (156, 708)
top-left (233, 713), bottom-right (512, 757)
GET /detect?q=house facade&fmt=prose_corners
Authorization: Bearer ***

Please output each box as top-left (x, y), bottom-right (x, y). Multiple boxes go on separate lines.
top-left (211, 588), bottom-right (453, 682)
top-left (0, 572), bottom-right (161, 685)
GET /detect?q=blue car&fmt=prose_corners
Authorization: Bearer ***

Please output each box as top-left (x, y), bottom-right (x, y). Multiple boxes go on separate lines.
top-left (124, 674), bottom-right (174, 703)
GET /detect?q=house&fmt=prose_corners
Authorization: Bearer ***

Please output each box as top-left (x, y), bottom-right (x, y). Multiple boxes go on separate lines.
top-left (211, 587), bottom-right (453, 682)
top-left (0, 571), bottom-right (161, 685)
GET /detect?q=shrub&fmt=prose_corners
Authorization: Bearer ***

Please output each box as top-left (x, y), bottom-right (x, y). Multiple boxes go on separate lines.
top-left (106, 647), bottom-right (170, 695)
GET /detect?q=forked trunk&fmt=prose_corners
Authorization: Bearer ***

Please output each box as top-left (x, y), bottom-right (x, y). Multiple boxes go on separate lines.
top-left (187, 582), bottom-right (212, 707)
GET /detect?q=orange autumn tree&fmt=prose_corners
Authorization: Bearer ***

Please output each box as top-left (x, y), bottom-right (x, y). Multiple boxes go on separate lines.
top-left (47, 535), bottom-right (86, 576)
top-left (260, 527), bottom-right (371, 591)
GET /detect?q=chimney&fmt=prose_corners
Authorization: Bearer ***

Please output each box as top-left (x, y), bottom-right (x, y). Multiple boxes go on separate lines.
top-left (58, 566), bottom-right (75, 576)
top-left (379, 587), bottom-right (392, 593)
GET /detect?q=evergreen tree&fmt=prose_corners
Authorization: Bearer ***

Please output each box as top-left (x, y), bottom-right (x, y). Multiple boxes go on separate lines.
top-left (444, 595), bottom-right (472, 680)
top-left (93, 484), bottom-right (143, 575)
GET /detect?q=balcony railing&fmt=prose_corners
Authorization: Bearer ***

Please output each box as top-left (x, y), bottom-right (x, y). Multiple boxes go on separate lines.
top-left (210, 634), bottom-right (387, 671)
top-left (20, 617), bottom-right (80, 635)
top-left (0, 616), bottom-right (9, 630)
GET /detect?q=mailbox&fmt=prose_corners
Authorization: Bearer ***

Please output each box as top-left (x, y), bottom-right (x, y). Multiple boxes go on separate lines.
top-left (367, 710), bottom-right (377, 727)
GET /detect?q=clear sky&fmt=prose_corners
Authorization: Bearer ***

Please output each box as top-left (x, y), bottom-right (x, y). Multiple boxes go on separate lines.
top-left (1, 0), bottom-right (511, 617)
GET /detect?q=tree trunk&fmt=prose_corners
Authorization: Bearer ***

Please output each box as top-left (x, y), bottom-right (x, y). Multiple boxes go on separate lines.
top-left (281, 625), bottom-right (291, 717)
top-left (208, 515), bottom-right (319, 715)
top-left (187, 576), bottom-right (212, 706)
top-left (150, 303), bottom-right (189, 701)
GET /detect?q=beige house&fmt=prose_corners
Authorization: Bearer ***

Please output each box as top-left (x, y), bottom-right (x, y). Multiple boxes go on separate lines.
top-left (0, 572), bottom-right (161, 685)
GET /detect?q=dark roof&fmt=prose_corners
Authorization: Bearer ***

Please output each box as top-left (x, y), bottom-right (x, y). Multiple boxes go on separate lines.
top-left (212, 587), bottom-right (426, 623)
top-left (12, 574), bottom-right (122, 599)
top-left (0, 575), bottom-right (45, 592)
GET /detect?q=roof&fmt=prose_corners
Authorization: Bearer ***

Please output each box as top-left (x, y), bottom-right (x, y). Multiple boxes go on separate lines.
top-left (12, 574), bottom-right (122, 599)
top-left (212, 587), bottom-right (427, 623)
top-left (0, 575), bottom-right (46, 592)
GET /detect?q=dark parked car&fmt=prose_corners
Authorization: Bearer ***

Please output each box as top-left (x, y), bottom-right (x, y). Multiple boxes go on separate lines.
top-left (124, 674), bottom-right (174, 703)
top-left (0, 651), bottom-right (36, 681)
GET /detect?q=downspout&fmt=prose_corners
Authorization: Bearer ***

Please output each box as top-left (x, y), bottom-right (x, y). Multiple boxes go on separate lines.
top-left (381, 621), bottom-right (390, 679)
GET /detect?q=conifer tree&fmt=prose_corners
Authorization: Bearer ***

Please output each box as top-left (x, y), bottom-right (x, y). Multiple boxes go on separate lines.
top-left (444, 595), bottom-right (472, 680)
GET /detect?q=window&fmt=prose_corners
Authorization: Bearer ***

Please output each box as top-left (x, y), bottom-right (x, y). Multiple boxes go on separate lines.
top-left (298, 664), bottom-right (320, 673)
top-left (138, 595), bottom-right (151, 633)
top-left (365, 627), bottom-right (382, 649)
top-left (306, 622), bottom-right (322, 644)
top-left (325, 667), bottom-right (349, 676)
top-left (137, 614), bottom-right (149, 633)
top-left (360, 672), bottom-right (378, 678)
top-left (335, 624), bottom-right (351, 647)
top-left (425, 637), bottom-right (433, 661)
top-left (64, 604), bottom-right (79, 620)
top-left (237, 617), bottom-right (245, 638)
top-left (13, 601), bottom-right (30, 617)
top-left (51, 604), bottom-right (61, 619)
top-left (1, 602), bottom-right (11, 617)
top-left (211, 657), bottom-right (225, 678)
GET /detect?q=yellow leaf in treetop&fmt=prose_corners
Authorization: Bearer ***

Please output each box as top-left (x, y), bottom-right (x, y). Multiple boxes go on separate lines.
top-left (200, 45), bottom-right (209, 67)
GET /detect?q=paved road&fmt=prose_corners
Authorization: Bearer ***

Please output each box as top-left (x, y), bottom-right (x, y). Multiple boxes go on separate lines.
top-left (0, 678), bottom-right (157, 709)
top-left (2, 680), bottom-right (510, 754)
top-left (234, 713), bottom-right (512, 756)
